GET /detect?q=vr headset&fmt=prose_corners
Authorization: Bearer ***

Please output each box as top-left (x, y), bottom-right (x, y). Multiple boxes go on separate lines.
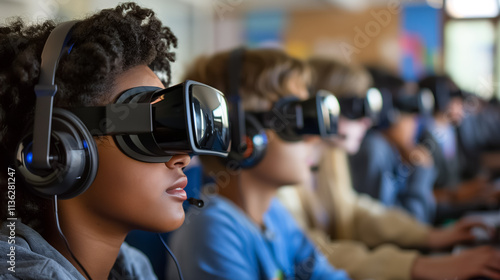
top-left (393, 88), bottom-right (435, 115)
top-left (375, 87), bottom-right (435, 129)
top-left (250, 90), bottom-right (341, 142)
top-left (70, 80), bottom-right (231, 163)
top-left (225, 48), bottom-right (342, 168)
top-left (336, 87), bottom-right (383, 123)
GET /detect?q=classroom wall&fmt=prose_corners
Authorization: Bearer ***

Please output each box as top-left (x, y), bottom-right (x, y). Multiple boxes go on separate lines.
top-left (284, 6), bottom-right (401, 71)
top-left (0, 0), bottom-right (215, 84)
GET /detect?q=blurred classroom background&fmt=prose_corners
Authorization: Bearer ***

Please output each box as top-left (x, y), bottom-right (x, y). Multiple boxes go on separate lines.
top-left (2, 0), bottom-right (499, 101)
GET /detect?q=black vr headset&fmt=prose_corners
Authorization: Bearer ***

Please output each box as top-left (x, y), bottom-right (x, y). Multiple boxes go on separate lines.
top-left (70, 80), bottom-right (230, 163)
top-left (225, 48), bottom-right (340, 168)
top-left (250, 89), bottom-right (340, 142)
top-left (376, 87), bottom-right (435, 128)
top-left (15, 21), bottom-right (230, 199)
top-left (336, 87), bottom-right (383, 123)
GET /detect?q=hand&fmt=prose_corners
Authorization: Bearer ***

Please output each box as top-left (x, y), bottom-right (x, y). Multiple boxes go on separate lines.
top-left (412, 246), bottom-right (500, 280)
top-left (426, 218), bottom-right (494, 250)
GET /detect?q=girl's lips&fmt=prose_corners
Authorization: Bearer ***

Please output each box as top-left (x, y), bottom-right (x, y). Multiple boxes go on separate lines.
top-left (166, 177), bottom-right (188, 201)
top-left (166, 188), bottom-right (187, 200)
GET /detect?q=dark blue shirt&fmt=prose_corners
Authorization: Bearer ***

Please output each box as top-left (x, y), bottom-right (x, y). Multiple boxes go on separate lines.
top-left (349, 130), bottom-right (437, 224)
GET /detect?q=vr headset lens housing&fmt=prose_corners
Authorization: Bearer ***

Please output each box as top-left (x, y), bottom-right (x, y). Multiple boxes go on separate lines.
top-left (73, 80), bottom-right (230, 163)
top-left (189, 84), bottom-right (231, 151)
top-left (254, 90), bottom-right (340, 141)
top-left (316, 91), bottom-right (341, 136)
top-left (394, 88), bottom-right (435, 115)
top-left (337, 87), bottom-right (383, 122)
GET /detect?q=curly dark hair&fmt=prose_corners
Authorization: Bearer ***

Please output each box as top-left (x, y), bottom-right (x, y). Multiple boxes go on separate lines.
top-left (0, 2), bottom-right (177, 232)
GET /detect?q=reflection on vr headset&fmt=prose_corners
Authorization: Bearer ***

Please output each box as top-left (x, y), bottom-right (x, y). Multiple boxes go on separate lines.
top-left (337, 87), bottom-right (383, 123)
top-left (250, 90), bottom-right (341, 142)
top-left (71, 80), bottom-right (230, 162)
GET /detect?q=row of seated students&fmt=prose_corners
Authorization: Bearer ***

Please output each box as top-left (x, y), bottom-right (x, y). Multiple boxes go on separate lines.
top-left (165, 50), bottom-right (500, 279)
top-left (350, 68), bottom-right (500, 225)
top-left (1, 3), bottom-right (500, 280)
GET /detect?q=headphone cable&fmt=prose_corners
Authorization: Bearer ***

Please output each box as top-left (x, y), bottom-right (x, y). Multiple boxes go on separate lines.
top-left (158, 233), bottom-right (184, 280)
top-left (53, 195), bottom-right (93, 280)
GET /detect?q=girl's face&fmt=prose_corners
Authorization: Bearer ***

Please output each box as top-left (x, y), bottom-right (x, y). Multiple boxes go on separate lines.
top-left (70, 65), bottom-right (191, 233)
top-left (329, 117), bottom-right (372, 155)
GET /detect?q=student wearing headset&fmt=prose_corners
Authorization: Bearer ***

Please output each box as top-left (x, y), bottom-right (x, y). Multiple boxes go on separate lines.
top-left (0, 3), bottom-right (230, 279)
top-left (418, 75), bottom-right (500, 224)
top-left (279, 58), bottom-right (500, 280)
top-left (347, 67), bottom-right (438, 224)
top-left (167, 48), bottom-right (349, 279)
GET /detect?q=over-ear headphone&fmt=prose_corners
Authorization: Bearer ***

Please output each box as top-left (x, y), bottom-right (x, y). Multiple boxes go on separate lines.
top-left (225, 48), bottom-right (268, 169)
top-left (15, 21), bottom-right (99, 199)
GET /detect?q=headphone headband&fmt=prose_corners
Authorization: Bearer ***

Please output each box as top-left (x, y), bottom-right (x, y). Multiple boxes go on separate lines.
top-left (32, 21), bottom-right (79, 169)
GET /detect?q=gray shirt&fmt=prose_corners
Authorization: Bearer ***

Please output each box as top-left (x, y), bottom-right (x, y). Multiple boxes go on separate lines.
top-left (0, 221), bottom-right (157, 280)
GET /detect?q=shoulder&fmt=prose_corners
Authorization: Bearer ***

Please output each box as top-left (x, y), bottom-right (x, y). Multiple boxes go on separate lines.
top-left (0, 222), bottom-right (84, 280)
top-left (352, 130), bottom-right (395, 165)
top-left (361, 130), bottom-right (392, 152)
top-left (267, 198), bottom-right (297, 225)
top-left (110, 242), bottom-right (157, 280)
top-left (265, 198), bottom-right (310, 243)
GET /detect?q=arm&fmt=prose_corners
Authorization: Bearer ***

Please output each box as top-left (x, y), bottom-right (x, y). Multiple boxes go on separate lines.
top-left (308, 229), bottom-right (419, 280)
top-left (352, 193), bottom-right (430, 248)
top-left (412, 246), bottom-right (500, 280)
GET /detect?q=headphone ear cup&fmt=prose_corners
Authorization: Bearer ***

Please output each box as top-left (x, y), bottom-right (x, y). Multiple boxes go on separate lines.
top-left (227, 113), bottom-right (268, 169)
top-left (15, 108), bottom-right (98, 199)
top-left (238, 114), bottom-right (268, 168)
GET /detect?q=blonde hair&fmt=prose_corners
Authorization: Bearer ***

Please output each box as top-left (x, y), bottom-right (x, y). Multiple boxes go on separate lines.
top-left (296, 58), bottom-right (372, 239)
top-left (308, 57), bottom-right (372, 99)
top-left (184, 48), bottom-right (310, 111)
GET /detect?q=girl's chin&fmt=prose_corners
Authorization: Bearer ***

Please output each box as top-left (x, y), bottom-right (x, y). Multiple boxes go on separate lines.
top-left (160, 217), bottom-right (185, 232)
top-left (154, 209), bottom-right (186, 232)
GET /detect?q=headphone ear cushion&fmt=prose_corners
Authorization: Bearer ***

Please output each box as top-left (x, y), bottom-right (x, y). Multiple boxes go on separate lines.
top-left (15, 108), bottom-right (98, 199)
top-left (237, 113), bottom-right (268, 169)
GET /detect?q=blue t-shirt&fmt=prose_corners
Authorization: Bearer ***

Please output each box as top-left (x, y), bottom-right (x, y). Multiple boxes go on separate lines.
top-left (167, 194), bottom-right (349, 280)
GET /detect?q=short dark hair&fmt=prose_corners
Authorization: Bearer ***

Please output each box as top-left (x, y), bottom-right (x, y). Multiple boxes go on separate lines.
top-left (0, 2), bottom-right (177, 232)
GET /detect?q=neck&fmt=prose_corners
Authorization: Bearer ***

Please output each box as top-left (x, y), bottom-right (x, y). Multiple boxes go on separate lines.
top-left (218, 170), bottom-right (278, 227)
top-left (43, 199), bottom-right (127, 280)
